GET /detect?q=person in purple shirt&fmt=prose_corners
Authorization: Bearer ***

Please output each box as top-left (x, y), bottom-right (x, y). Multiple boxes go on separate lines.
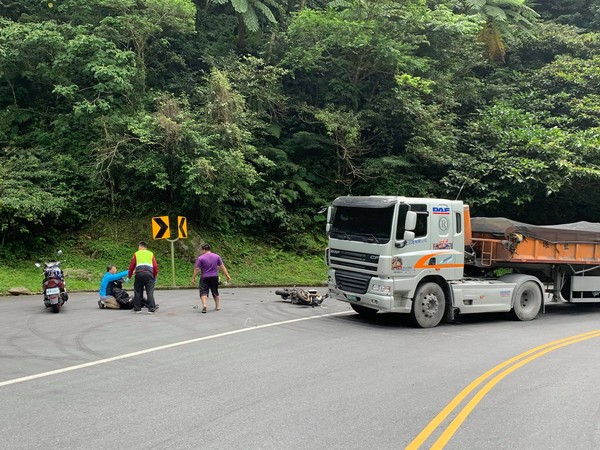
top-left (191, 243), bottom-right (231, 313)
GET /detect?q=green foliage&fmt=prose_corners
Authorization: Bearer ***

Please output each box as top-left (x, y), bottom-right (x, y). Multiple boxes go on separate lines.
top-left (0, 152), bottom-right (70, 242)
top-left (442, 102), bottom-right (600, 220)
top-left (0, 221), bottom-right (328, 295)
top-left (534, 0), bottom-right (600, 31)
top-left (213, 0), bottom-right (279, 32)
top-left (2, 0), bottom-right (600, 257)
top-left (460, 0), bottom-right (540, 62)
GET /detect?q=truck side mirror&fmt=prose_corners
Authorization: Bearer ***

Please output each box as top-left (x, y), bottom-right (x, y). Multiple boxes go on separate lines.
top-left (326, 223), bottom-right (331, 234)
top-left (326, 206), bottom-right (332, 223)
top-left (405, 211), bottom-right (417, 231)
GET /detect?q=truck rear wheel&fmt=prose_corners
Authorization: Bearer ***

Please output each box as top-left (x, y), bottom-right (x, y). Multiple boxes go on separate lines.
top-left (411, 282), bottom-right (445, 328)
top-left (510, 280), bottom-right (542, 321)
top-left (350, 303), bottom-right (378, 316)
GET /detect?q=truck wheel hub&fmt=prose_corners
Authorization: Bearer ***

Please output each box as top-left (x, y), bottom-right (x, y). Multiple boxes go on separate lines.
top-left (421, 294), bottom-right (439, 318)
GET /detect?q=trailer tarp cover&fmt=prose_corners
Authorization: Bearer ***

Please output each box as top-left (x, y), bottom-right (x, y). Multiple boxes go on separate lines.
top-left (471, 217), bottom-right (600, 243)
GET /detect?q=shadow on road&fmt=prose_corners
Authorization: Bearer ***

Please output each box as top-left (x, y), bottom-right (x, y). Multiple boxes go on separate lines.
top-left (333, 301), bottom-right (600, 329)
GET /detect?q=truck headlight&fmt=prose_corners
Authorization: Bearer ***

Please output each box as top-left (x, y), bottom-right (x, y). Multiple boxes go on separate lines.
top-left (371, 284), bottom-right (392, 295)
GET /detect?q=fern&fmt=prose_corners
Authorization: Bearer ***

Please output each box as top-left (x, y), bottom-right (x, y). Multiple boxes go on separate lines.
top-left (483, 5), bottom-right (508, 21)
top-left (244, 5), bottom-right (260, 32)
top-left (254, 0), bottom-right (277, 23)
top-left (327, 0), bottom-right (351, 9)
top-left (231, 0), bottom-right (249, 14)
top-left (464, 0), bottom-right (486, 9)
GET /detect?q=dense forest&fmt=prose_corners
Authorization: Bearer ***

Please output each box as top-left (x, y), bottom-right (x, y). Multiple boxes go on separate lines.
top-left (2, 0), bottom-right (600, 256)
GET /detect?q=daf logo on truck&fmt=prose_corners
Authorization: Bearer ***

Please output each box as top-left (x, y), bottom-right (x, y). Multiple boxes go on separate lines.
top-left (326, 195), bottom-right (600, 328)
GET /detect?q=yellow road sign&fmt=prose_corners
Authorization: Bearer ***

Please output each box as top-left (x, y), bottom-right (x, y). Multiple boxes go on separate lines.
top-left (152, 216), bottom-right (170, 239)
top-left (177, 216), bottom-right (188, 239)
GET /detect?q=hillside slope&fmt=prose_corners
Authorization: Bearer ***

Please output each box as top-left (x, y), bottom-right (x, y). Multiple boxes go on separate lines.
top-left (0, 220), bottom-right (327, 295)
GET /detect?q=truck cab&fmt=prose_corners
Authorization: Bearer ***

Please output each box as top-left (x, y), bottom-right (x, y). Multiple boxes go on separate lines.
top-left (326, 196), bottom-right (544, 327)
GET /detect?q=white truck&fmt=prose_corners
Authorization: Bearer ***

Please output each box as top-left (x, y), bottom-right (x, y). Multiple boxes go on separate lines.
top-left (326, 196), bottom-right (600, 327)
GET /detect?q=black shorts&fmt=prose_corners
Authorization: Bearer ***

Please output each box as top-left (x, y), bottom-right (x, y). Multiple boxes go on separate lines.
top-left (200, 276), bottom-right (219, 298)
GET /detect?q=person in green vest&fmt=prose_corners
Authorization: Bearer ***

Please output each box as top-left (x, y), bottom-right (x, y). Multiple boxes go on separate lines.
top-left (127, 241), bottom-right (158, 314)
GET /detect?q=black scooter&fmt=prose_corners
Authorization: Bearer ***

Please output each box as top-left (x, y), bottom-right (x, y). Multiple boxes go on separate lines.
top-left (35, 250), bottom-right (68, 313)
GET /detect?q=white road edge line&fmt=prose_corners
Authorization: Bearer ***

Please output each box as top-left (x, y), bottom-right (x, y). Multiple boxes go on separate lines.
top-left (0, 310), bottom-right (353, 388)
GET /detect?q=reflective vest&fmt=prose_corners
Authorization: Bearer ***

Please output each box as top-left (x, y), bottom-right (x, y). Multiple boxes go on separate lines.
top-left (135, 249), bottom-right (153, 268)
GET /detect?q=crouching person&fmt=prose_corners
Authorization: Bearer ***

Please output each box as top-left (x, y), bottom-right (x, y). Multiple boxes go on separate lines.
top-left (99, 264), bottom-right (133, 309)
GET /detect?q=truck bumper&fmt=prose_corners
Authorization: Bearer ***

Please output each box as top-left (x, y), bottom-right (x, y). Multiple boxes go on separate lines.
top-left (328, 270), bottom-right (412, 313)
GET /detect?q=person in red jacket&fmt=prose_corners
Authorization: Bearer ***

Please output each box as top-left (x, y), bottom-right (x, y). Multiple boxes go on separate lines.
top-left (128, 241), bottom-right (158, 314)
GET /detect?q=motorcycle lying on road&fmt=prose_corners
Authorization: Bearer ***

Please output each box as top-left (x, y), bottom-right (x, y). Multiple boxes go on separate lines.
top-left (35, 250), bottom-right (68, 313)
top-left (275, 288), bottom-right (326, 306)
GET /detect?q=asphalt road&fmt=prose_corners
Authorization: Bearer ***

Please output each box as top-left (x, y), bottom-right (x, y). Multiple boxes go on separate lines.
top-left (1, 288), bottom-right (600, 449)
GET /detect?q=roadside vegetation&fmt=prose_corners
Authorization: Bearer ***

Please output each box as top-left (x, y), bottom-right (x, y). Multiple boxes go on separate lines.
top-left (0, 219), bottom-right (327, 295)
top-left (2, 1), bottom-right (600, 291)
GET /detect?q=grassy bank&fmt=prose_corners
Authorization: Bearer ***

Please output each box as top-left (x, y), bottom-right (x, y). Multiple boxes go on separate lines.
top-left (0, 220), bottom-right (328, 295)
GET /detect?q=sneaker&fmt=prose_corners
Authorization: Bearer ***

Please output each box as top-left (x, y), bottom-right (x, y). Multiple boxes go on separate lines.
top-left (147, 310), bottom-right (155, 314)
top-left (133, 309), bottom-right (142, 314)
top-left (201, 306), bottom-right (207, 313)
top-left (98, 300), bottom-right (105, 309)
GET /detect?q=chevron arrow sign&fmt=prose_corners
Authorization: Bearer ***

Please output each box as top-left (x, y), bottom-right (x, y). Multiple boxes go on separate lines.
top-left (152, 216), bottom-right (170, 239)
top-left (177, 216), bottom-right (188, 239)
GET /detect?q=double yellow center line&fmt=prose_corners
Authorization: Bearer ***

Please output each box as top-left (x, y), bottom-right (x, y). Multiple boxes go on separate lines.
top-left (406, 329), bottom-right (600, 449)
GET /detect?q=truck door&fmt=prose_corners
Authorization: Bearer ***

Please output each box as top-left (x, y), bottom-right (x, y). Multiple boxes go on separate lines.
top-left (392, 203), bottom-right (431, 275)
top-left (430, 203), bottom-right (461, 277)
top-left (393, 202), bottom-right (462, 279)
top-left (429, 203), bottom-right (463, 279)
top-left (431, 203), bottom-right (453, 251)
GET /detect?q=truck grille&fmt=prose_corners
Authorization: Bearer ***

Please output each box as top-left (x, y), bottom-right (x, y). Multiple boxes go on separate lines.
top-left (333, 261), bottom-right (378, 272)
top-left (334, 269), bottom-right (372, 294)
top-left (329, 248), bottom-right (379, 273)
top-left (329, 248), bottom-right (379, 264)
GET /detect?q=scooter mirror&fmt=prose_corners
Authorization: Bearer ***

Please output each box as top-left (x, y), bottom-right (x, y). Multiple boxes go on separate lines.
top-left (35, 262), bottom-right (41, 268)
top-left (57, 250), bottom-right (63, 257)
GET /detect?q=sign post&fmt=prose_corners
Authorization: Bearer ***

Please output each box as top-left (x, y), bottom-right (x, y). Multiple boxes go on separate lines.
top-left (166, 237), bottom-right (179, 288)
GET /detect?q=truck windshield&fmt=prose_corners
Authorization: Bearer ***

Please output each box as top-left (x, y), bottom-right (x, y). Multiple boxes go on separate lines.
top-left (330, 205), bottom-right (395, 243)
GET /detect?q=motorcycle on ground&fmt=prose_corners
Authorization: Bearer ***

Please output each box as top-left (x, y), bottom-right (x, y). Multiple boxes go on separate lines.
top-left (35, 250), bottom-right (68, 313)
top-left (275, 288), bottom-right (326, 307)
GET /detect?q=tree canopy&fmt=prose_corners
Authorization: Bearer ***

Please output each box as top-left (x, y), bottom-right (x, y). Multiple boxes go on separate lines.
top-left (1, 0), bottom-right (600, 250)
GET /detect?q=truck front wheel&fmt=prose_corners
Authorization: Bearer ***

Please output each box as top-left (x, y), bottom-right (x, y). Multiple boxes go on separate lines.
top-left (411, 282), bottom-right (445, 328)
top-left (511, 280), bottom-right (542, 321)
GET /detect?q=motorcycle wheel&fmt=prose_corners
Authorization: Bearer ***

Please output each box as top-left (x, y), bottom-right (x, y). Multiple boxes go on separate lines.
top-left (275, 289), bottom-right (290, 299)
top-left (51, 303), bottom-right (61, 313)
top-left (295, 289), bottom-right (309, 304)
